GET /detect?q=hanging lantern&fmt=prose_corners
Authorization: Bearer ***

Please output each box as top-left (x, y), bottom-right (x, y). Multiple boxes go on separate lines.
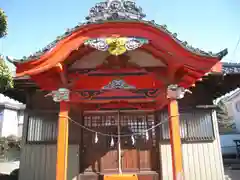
top-left (95, 132), bottom-right (98, 143)
top-left (131, 135), bottom-right (135, 145)
top-left (110, 137), bottom-right (114, 147)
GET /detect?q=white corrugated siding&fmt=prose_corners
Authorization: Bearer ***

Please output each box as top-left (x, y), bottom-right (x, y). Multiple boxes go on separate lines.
top-left (160, 111), bottom-right (224, 180)
top-left (19, 144), bottom-right (79, 180)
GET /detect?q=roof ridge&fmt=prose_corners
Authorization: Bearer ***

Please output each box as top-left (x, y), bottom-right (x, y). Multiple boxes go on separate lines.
top-left (223, 62), bottom-right (240, 66)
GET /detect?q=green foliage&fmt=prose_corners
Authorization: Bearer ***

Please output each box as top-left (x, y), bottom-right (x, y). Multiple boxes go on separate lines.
top-left (0, 135), bottom-right (20, 160)
top-left (216, 100), bottom-right (236, 133)
top-left (0, 9), bottom-right (13, 91)
top-left (0, 8), bottom-right (7, 38)
top-left (216, 100), bottom-right (229, 123)
top-left (0, 56), bottom-right (13, 91)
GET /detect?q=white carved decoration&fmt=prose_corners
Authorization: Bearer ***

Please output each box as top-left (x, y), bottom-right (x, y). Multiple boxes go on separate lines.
top-left (84, 37), bottom-right (149, 56)
top-left (51, 88), bottom-right (70, 102)
top-left (167, 84), bottom-right (192, 100)
top-left (102, 79), bottom-right (136, 89)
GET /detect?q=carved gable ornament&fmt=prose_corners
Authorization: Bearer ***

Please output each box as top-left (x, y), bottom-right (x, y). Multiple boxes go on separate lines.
top-left (102, 79), bottom-right (136, 89)
top-left (85, 0), bottom-right (146, 23)
top-left (84, 37), bottom-right (149, 56)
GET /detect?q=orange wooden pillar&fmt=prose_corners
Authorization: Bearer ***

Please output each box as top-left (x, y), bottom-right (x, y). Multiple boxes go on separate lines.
top-left (56, 101), bottom-right (69, 180)
top-left (168, 99), bottom-right (183, 180)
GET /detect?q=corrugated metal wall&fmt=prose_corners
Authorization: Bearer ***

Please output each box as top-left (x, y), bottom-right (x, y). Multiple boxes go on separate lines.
top-left (19, 144), bottom-right (79, 180)
top-left (18, 110), bottom-right (81, 180)
top-left (160, 111), bottom-right (225, 180)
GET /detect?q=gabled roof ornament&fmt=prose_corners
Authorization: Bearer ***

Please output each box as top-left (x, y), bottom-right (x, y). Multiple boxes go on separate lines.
top-left (102, 79), bottom-right (136, 89)
top-left (84, 37), bottom-right (149, 56)
top-left (85, 0), bottom-right (146, 23)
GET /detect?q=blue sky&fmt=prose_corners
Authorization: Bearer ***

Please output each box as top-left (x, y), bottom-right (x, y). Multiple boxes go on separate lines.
top-left (0, 0), bottom-right (240, 67)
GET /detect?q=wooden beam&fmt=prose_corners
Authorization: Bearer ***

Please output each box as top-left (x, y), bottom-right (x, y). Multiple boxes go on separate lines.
top-left (57, 62), bottom-right (79, 88)
top-left (83, 109), bottom-right (155, 114)
top-left (168, 99), bottom-right (184, 180)
top-left (56, 63), bottom-right (68, 86)
top-left (56, 101), bottom-right (69, 180)
top-left (60, 72), bottom-right (68, 86)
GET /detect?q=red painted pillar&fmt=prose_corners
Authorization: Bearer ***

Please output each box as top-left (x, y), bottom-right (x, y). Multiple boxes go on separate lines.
top-left (56, 101), bottom-right (69, 180)
top-left (168, 99), bottom-right (183, 180)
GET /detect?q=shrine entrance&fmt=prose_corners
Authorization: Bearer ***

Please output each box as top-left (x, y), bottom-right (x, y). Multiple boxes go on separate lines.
top-left (81, 111), bottom-right (159, 177)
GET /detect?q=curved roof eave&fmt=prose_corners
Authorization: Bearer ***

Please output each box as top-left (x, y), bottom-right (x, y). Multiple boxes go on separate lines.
top-left (7, 20), bottom-right (227, 65)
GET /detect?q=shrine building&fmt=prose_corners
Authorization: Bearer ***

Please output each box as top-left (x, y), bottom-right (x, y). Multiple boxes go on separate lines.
top-left (4, 0), bottom-right (235, 180)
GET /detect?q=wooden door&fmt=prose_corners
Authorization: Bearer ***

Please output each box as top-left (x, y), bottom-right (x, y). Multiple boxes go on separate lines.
top-left (120, 113), bottom-right (157, 172)
top-left (81, 112), bottom-right (159, 175)
top-left (81, 114), bottom-right (119, 173)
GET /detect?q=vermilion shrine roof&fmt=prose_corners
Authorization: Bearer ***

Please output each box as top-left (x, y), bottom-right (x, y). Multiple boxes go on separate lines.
top-left (4, 0), bottom-right (233, 109)
top-left (7, 0), bottom-right (227, 65)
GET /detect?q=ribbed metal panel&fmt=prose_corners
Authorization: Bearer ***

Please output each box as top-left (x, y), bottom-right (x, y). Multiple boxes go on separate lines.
top-left (159, 110), bottom-right (224, 180)
top-left (19, 144), bottom-right (79, 180)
